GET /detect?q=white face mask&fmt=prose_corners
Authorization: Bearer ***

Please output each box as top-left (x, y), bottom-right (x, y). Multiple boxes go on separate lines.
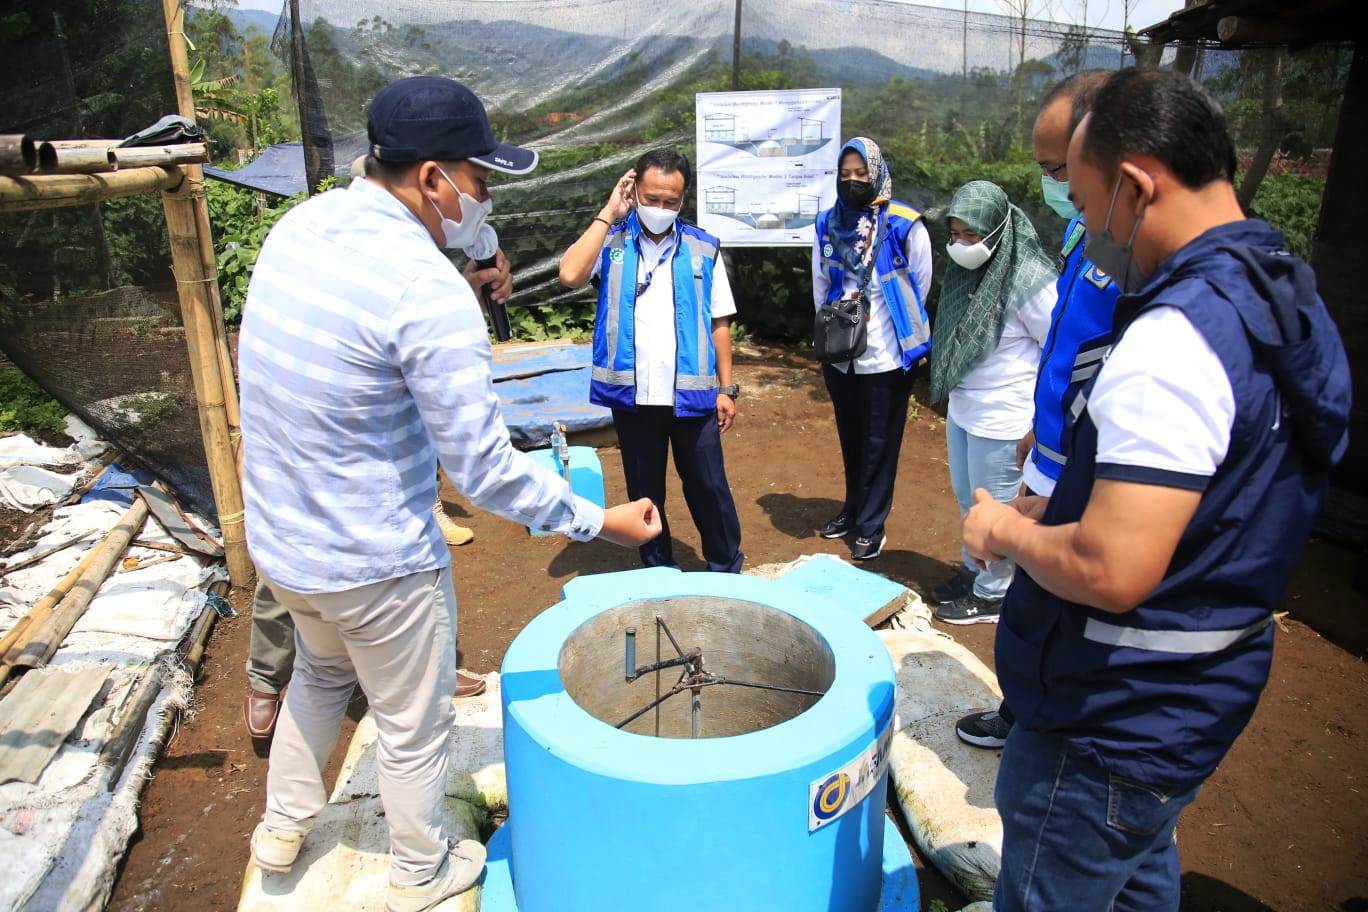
top-left (430, 168), bottom-right (492, 250)
top-left (945, 215), bottom-right (1008, 271)
top-left (635, 194), bottom-right (680, 235)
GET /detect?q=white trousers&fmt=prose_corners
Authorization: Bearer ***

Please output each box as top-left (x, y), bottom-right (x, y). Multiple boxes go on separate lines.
top-left (260, 566), bottom-right (458, 886)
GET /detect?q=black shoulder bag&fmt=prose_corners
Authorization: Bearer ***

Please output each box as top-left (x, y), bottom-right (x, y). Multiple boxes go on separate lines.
top-left (814, 222), bottom-right (878, 365)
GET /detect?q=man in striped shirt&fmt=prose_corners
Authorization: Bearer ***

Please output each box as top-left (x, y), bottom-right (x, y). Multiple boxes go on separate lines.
top-left (238, 77), bottom-right (659, 909)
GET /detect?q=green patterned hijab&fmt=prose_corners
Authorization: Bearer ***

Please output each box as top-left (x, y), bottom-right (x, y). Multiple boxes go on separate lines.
top-left (930, 181), bottom-right (1057, 403)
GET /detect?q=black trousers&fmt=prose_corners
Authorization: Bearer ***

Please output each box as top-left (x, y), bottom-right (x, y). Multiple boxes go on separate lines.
top-left (823, 363), bottom-right (914, 539)
top-left (612, 406), bottom-right (744, 573)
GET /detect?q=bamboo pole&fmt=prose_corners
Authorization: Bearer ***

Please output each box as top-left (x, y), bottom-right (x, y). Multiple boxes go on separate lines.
top-left (0, 498), bottom-right (149, 687)
top-left (10, 497), bottom-right (149, 673)
top-left (161, 179), bottom-right (252, 586)
top-left (0, 545), bottom-right (103, 662)
top-left (0, 166), bottom-right (182, 213)
top-left (37, 141), bottom-right (114, 174)
top-left (109, 143), bottom-right (209, 170)
top-left (0, 134), bottom-right (37, 173)
top-left (162, 0), bottom-right (245, 475)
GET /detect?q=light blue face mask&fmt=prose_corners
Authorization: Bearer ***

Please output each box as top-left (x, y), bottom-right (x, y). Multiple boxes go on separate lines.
top-left (1041, 173), bottom-right (1080, 221)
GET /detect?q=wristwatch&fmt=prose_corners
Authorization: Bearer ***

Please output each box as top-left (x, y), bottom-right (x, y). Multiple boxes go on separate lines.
top-left (718, 383), bottom-right (740, 399)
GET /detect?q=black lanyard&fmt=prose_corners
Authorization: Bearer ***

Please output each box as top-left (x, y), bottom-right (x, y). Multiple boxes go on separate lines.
top-left (635, 238), bottom-right (675, 300)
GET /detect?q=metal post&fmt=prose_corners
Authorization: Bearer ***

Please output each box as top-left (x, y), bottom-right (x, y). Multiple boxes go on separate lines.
top-left (731, 0), bottom-right (743, 91)
top-left (961, 0), bottom-right (968, 118)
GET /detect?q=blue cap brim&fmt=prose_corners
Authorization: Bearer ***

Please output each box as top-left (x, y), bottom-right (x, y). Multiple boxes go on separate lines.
top-left (471, 142), bottom-right (538, 176)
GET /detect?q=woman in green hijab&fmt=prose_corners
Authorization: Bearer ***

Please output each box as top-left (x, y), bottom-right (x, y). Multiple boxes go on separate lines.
top-left (931, 180), bottom-right (1058, 625)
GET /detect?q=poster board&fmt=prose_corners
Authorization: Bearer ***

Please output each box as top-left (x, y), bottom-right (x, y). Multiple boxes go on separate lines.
top-left (695, 88), bottom-right (841, 247)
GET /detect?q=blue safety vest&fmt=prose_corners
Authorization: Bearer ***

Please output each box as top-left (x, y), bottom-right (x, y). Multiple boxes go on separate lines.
top-left (814, 201), bottom-right (931, 369)
top-left (997, 219), bottom-right (1351, 792)
top-left (590, 212), bottom-right (721, 418)
top-left (1028, 219), bottom-right (1120, 484)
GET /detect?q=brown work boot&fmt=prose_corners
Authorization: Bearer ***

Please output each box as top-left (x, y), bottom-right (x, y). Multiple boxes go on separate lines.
top-left (433, 496), bottom-right (475, 546)
top-left (245, 688), bottom-right (282, 756)
top-left (455, 669), bottom-right (486, 698)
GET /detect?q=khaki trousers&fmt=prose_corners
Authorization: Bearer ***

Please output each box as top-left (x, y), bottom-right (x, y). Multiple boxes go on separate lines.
top-left (259, 566), bottom-right (458, 885)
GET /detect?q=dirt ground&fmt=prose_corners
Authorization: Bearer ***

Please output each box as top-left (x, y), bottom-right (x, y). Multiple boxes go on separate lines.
top-left (93, 344), bottom-right (1367, 912)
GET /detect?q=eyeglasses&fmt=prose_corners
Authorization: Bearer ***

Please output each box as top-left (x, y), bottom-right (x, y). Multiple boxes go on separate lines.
top-left (1039, 161), bottom-right (1067, 179)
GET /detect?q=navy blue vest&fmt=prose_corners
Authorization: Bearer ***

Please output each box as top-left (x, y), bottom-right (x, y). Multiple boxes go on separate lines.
top-left (997, 220), bottom-right (1351, 791)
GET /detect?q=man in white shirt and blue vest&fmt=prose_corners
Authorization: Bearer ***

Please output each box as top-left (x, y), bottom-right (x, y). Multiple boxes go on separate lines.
top-left (560, 148), bottom-right (744, 573)
top-left (238, 76), bottom-right (660, 909)
top-left (963, 68), bottom-right (1350, 911)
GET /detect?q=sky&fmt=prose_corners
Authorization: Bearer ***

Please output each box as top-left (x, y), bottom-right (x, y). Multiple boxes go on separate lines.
top-left (225, 0), bottom-right (1188, 33)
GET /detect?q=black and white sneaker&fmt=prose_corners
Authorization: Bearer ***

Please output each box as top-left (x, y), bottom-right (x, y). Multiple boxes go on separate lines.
top-left (819, 514), bottom-right (852, 539)
top-left (931, 570), bottom-right (975, 606)
top-left (851, 534), bottom-right (887, 561)
top-left (955, 709), bottom-right (1012, 749)
top-left (934, 593), bottom-right (1003, 625)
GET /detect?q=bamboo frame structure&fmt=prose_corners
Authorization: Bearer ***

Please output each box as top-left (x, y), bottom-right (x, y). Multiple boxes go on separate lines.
top-left (0, 10), bottom-right (253, 588)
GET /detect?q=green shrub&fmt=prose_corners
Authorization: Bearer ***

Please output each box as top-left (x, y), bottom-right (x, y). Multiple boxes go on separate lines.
top-left (0, 367), bottom-right (67, 435)
top-left (207, 180), bottom-right (309, 322)
top-left (1243, 172), bottom-right (1323, 261)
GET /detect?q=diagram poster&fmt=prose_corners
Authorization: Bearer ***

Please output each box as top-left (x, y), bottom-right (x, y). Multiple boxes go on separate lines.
top-left (695, 88), bottom-right (841, 247)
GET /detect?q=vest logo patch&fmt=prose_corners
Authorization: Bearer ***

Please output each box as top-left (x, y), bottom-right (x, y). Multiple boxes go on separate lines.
top-left (692, 255), bottom-right (704, 272)
top-left (610, 248), bottom-right (625, 264)
top-left (1083, 265), bottom-right (1113, 290)
top-left (823, 243), bottom-right (834, 258)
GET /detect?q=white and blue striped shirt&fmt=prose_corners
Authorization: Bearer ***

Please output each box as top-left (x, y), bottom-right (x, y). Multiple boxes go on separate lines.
top-left (239, 178), bottom-right (603, 594)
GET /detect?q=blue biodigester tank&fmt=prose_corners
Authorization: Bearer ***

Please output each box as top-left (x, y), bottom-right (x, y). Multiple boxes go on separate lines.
top-left (492, 568), bottom-right (907, 912)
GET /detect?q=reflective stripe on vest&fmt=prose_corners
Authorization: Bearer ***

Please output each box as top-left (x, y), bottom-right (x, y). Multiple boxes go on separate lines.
top-left (1083, 613), bottom-right (1273, 655)
top-left (604, 231), bottom-right (629, 372)
top-left (1035, 440), bottom-right (1067, 466)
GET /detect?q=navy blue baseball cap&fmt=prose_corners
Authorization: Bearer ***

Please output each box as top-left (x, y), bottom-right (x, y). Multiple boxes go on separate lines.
top-left (366, 76), bottom-right (538, 175)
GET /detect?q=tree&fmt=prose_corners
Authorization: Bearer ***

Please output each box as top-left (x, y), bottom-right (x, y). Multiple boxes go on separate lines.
top-left (1238, 48), bottom-right (1286, 211)
top-left (996, 0), bottom-right (1052, 130)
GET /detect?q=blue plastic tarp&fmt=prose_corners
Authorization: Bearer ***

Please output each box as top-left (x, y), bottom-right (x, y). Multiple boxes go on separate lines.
top-left (493, 343), bottom-right (612, 448)
top-left (81, 462), bottom-right (156, 509)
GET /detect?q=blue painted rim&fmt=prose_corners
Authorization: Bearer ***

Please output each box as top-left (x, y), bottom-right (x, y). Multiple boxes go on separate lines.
top-left (500, 568), bottom-right (897, 785)
top-left (480, 815), bottom-right (920, 911)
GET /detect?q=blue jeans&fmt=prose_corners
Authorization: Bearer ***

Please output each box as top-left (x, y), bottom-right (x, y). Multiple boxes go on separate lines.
top-left (945, 417), bottom-right (1022, 598)
top-left (993, 728), bottom-right (1201, 912)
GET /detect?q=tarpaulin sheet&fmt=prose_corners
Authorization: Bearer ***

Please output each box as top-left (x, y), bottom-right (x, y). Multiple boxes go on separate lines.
top-left (204, 132), bottom-right (371, 198)
top-left (492, 343), bottom-right (611, 448)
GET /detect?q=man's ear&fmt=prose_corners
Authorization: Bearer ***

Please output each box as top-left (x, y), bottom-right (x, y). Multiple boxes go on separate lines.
top-left (415, 160), bottom-right (443, 199)
top-left (1119, 160), bottom-right (1156, 213)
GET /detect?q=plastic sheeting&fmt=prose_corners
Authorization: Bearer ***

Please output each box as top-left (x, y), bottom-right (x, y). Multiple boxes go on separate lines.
top-left (0, 489), bottom-right (221, 910)
top-left (491, 343), bottom-right (611, 447)
top-left (237, 675), bottom-right (506, 912)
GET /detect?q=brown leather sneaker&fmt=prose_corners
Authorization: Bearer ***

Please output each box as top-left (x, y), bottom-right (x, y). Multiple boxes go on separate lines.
top-left (455, 669), bottom-right (486, 698)
top-left (244, 688), bottom-right (283, 749)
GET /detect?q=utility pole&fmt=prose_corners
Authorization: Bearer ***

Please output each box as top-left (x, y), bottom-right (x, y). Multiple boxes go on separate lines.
top-left (731, 0), bottom-right (742, 90)
top-left (961, 0), bottom-right (968, 118)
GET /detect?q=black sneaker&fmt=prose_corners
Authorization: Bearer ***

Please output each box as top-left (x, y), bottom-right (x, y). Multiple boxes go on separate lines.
top-left (931, 570), bottom-right (974, 606)
top-left (818, 514), bottom-right (852, 539)
top-left (851, 533), bottom-right (887, 561)
top-left (934, 593), bottom-right (1003, 625)
top-left (955, 709), bottom-right (1012, 748)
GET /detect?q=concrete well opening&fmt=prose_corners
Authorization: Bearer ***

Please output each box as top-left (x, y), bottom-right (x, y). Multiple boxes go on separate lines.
top-left (558, 596), bottom-right (835, 739)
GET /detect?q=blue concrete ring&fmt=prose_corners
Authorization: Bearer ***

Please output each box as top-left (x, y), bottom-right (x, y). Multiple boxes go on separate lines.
top-left (480, 816), bottom-right (920, 911)
top-left (496, 567), bottom-right (903, 911)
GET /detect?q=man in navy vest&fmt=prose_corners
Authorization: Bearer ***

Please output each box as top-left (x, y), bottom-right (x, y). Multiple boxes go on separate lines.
top-left (952, 71), bottom-right (1117, 748)
top-left (963, 68), bottom-right (1351, 910)
top-left (560, 148), bottom-right (744, 573)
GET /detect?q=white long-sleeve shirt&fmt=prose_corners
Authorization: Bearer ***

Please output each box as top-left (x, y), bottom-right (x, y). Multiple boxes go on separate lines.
top-left (812, 219), bottom-right (933, 374)
top-left (239, 178), bottom-right (603, 593)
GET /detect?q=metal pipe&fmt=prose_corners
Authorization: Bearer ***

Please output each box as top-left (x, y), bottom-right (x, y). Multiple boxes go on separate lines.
top-left (624, 626), bottom-right (636, 681)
